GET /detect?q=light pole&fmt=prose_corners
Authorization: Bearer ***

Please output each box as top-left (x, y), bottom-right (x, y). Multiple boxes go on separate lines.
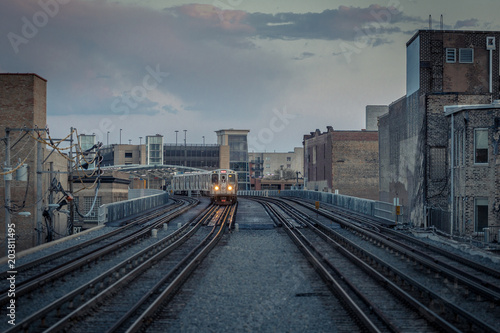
top-left (107, 131), bottom-right (109, 146)
top-left (175, 130), bottom-right (178, 145)
top-left (183, 130), bottom-right (187, 146)
top-left (202, 136), bottom-right (205, 145)
top-left (128, 139), bottom-right (131, 145)
top-left (139, 136), bottom-right (142, 145)
top-left (120, 129), bottom-right (122, 145)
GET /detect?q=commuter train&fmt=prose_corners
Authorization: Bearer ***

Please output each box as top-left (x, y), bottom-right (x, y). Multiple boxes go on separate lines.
top-left (171, 169), bottom-right (238, 205)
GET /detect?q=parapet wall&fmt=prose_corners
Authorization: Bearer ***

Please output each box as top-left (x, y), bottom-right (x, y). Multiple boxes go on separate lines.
top-left (98, 192), bottom-right (169, 224)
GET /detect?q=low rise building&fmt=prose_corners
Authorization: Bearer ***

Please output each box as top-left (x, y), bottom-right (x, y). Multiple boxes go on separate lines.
top-left (303, 126), bottom-right (379, 200)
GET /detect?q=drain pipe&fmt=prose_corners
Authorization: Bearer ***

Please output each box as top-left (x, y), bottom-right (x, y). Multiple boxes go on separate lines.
top-left (450, 113), bottom-right (454, 235)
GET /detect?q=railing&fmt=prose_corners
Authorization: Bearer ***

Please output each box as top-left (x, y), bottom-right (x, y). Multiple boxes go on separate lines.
top-left (239, 190), bottom-right (397, 224)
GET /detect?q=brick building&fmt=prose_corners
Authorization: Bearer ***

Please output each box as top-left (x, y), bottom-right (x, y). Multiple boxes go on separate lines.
top-left (303, 126), bottom-right (379, 200)
top-left (379, 30), bottom-right (500, 234)
top-left (444, 102), bottom-right (500, 236)
top-left (0, 74), bottom-right (69, 253)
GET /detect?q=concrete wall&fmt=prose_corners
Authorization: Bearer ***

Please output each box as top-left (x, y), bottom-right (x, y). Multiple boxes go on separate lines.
top-left (366, 105), bottom-right (388, 131)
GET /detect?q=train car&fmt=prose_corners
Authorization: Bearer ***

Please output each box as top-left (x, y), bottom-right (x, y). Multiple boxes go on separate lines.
top-left (171, 169), bottom-right (237, 205)
top-left (209, 169), bottom-right (237, 205)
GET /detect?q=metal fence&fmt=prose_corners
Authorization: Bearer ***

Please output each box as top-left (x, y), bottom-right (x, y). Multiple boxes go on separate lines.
top-left (239, 190), bottom-right (399, 224)
top-left (425, 207), bottom-right (451, 235)
top-left (98, 192), bottom-right (169, 224)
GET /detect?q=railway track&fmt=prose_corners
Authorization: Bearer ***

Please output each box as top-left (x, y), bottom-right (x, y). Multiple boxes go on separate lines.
top-left (253, 197), bottom-right (500, 332)
top-left (5, 202), bottom-right (236, 333)
top-left (0, 198), bottom-right (192, 287)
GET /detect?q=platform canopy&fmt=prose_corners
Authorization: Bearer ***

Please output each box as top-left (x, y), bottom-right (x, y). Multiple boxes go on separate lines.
top-left (100, 164), bottom-right (206, 179)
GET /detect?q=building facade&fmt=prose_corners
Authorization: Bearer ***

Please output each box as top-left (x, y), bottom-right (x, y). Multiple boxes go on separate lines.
top-left (444, 102), bottom-right (500, 236)
top-left (163, 144), bottom-right (224, 169)
top-left (379, 30), bottom-right (500, 235)
top-left (216, 129), bottom-right (250, 190)
top-left (101, 144), bottom-right (146, 166)
top-left (0, 73), bottom-right (71, 253)
top-left (303, 127), bottom-right (379, 200)
top-left (146, 134), bottom-right (163, 165)
top-left (249, 147), bottom-right (303, 179)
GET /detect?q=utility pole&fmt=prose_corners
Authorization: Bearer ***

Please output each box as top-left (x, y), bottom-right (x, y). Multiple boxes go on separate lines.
top-left (36, 139), bottom-right (43, 245)
top-left (68, 127), bottom-right (74, 235)
top-left (4, 128), bottom-right (11, 256)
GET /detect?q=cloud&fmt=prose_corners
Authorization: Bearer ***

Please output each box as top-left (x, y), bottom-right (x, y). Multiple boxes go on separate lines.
top-left (454, 18), bottom-right (479, 29)
top-left (293, 52), bottom-right (315, 60)
top-left (245, 5), bottom-right (414, 42)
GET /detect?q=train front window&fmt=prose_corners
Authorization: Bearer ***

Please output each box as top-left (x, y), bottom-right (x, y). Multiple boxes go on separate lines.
top-left (212, 174), bottom-right (218, 184)
top-left (228, 174), bottom-right (235, 184)
top-left (221, 175), bottom-right (226, 183)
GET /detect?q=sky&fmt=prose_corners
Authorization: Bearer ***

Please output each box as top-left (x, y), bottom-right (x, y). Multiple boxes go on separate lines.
top-left (2, 0), bottom-right (500, 152)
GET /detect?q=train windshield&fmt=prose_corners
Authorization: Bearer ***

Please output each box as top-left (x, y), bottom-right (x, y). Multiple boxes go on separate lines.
top-left (228, 174), bottom-right (235, 184)
top-left (221, 175), bottom-right (226, 183)
top-left (211, 174), bottom-right (218, 184)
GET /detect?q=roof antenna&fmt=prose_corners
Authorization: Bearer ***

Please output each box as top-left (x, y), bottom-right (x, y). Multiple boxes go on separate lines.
top-left (440, 14), bottom-right (443, 30)
top-left (429, 15), bottom-right (432, 29)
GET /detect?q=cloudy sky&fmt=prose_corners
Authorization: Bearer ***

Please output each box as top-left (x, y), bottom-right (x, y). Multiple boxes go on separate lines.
top-left (2, 0), bottom-right (500, 152)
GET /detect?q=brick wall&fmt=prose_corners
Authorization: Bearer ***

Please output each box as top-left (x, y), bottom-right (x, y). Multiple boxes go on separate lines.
top-left (0, 74), bottom-right (47, 253)
top-left (331, 132), bottom-right (379, 200)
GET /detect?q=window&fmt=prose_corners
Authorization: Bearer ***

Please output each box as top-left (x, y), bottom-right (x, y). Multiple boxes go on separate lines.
top-left (474, 129), bottom-right (488, 164)
top-left (459, 48), bottom-right (473, 63)
top-left (446, 48), bottom-right (456, 63)
top-left (125, 152), bottom-right (133, 158)
top-left (286, 157), bottom-right (291, 161)
top-left (474, 198), bottom-right (488, 231)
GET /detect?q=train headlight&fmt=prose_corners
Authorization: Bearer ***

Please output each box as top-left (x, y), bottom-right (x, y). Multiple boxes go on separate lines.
top-left (228, 185), bottom-right (233, 191)
top-left (214, 185), bottom-right (219, 191)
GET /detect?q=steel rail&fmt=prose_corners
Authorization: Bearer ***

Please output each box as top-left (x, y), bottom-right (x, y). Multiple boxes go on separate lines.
top-left (5, 203), bottom-right (217, 333)
top-left (273, 197), bottom-right (499, 333)
top-left (124, 204), bottom-right (235, 333)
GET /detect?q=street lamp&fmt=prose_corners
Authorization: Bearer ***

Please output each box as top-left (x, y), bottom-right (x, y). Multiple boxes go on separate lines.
top-left (107, 131), bottom-right (110, 146)
top-left (202, 136), bottom-right (205, 145)
top-left (120, 129), bottom-right (122, 145)
top-left (183, 130), bottom-right (187, 145)
top-left (175, 130), bottom-right (179, 145)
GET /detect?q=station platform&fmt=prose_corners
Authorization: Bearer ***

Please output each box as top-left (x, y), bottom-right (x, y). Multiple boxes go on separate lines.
top-left (235, 198), bottom-right (275, 230)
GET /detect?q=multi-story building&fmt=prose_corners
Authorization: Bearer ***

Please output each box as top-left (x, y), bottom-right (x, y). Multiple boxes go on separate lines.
top-left (215, 129), bottom-right (250, 190)
top-left (444, 102), bottom-right (500, 236)
top-left (163, 144), bottom-right (225, 169)
top-left (101, 144), bottom-right (146, 166)
top-left (378, 29), bottom-right (500, 236)
top-left (146, 134), bottom-right (163, 165)
top-left (249, 147), bottom-right (303, 179)
top-left (303, 126), bottom-right (379, 200)
top-left (0, 73), bottom-right (70, 252)
top-left (248, 148), bottom-right (304, 190)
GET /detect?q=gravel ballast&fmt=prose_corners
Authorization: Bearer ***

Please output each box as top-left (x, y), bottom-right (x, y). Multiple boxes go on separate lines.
top-left (152, 228), bottom-right (340, 333)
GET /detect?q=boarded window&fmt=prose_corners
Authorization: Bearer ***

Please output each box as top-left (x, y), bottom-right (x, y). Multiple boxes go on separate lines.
top-left (430, 147), bottom-right (446, 180)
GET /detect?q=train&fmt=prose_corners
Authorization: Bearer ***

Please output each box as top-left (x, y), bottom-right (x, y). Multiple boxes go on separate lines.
top-left (171, 169), bottom-right (238, 205)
